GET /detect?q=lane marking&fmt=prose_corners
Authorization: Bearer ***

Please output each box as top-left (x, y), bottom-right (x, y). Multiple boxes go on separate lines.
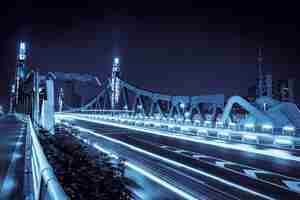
top-left (155, 143), bottom-right (300, 194)
top-left (215, 161), bottom-right (234, 168)
top-left (192, 155), bottom-right (210, 159)
top-left (244, 170), bottom-right (270, 179)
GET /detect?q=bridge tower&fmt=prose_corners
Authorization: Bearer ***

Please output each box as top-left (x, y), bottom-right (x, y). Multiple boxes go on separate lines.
top-left (40, 74), bottom-right (55, 134)
top-left (111, 57), bottom-right (121, 109)
top-left (10, 41), bottom-right (27, 112)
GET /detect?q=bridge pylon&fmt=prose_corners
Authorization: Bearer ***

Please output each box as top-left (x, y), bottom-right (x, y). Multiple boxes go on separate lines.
top-left (111, 57), bottom-right (121, 110)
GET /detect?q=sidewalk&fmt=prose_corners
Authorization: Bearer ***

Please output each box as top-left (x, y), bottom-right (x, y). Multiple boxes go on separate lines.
top-left (0, 115), bottom-right (26, 200)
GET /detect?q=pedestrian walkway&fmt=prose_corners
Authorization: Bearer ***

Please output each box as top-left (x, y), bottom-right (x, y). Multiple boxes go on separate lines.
top-left (0, 115), bottom-right (26, 200)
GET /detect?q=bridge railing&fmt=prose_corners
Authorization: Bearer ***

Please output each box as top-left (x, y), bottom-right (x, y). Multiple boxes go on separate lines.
top-left (58, 111), bottom-right (300, 149)
top-left (64, 110), bottom-right (299, 137)
top-left (26, 116), bottom-right (68, 200)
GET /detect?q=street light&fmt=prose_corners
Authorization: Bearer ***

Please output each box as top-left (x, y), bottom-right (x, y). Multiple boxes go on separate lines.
top-left (184, 112), bottom-right (190, 118)
top-left (283, 126), bottom-right (295, 132)
top-left (262, 124), bottom-right (273, 130)
top-left (20, 42), bottom-right (25, 50)
top-left (180, 103), bottom-right (185, 109)
top-left (114, 57), bottom-right (119, 65)
top-left (245, 123), bottom-right (255, 128)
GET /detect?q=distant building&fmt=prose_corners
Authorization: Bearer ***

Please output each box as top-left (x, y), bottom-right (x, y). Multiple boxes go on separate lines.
top-left (249, 47), bottom-right (295, 103)
top-left (274, 79), bottom-right (295, 102)
top-left (248, 77), bottom-right (295, 102)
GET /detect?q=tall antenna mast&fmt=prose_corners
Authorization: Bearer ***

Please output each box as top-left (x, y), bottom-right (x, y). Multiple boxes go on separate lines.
top-left (256, 47), bottom-right (264, 97)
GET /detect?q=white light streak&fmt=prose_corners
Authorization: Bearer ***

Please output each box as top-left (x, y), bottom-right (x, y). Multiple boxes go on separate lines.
top-left (61, 114), bottom-right (275, 200)
top-left (125, 162), bottom-right (198, 200)
top-left (80, 135), bottom-right (197, 200)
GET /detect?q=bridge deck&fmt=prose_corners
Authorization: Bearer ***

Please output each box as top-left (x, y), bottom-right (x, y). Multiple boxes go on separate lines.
top-left (0, 115), bottom-right (26, 200)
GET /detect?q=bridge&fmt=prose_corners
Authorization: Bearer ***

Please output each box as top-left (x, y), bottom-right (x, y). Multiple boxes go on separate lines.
top-left (2, 41), bottom-right (300, 199)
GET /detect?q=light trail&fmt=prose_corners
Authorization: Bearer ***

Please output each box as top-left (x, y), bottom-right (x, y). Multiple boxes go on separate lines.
top-left (56, 113), bottom-right (300, 163)
top-left (77, 136), bottom-right (199, 200)
top-left (60, 114), bottom-right (276, 200)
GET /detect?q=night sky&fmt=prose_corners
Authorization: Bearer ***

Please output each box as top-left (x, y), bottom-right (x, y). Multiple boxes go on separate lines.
top-left (1, 2), bottom-right (300, 107)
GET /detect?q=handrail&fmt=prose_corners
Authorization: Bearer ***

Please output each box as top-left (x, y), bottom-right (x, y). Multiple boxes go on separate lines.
top-left (27, 116), bottom-right (69, 200)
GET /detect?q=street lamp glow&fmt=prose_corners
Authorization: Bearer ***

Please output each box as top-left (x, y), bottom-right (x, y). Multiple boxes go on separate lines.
top-left (274, 138), bottom-right (293, 145)
top-left (243, 134), bottom-right (257, 141)
top-left (229, 122), bottom-right (236, 126)
top-left (194, 119), bottom-right (200, 123)
top-left (20, 42), bottom-right (26, 50)
top-left (245, 123), bottom-right (255, 128)
top-left (184, 112), bottom-right (190, 118)
top-left (219, 131), bottom-right (229, 137)
top-left (180, 103), bottom-right (185, 109)
top-left (114, 57), bottom-right (119, 65)
top-left (262, 124), bottom-right (273, 129)
top-left (283, 126), bottom-right (295, 131)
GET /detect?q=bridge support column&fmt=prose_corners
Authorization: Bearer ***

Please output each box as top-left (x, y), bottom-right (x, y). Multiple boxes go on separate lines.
top-left (33, 71), bottom-right (40, 126)
top-left (41, 79), bottom-right (55, 134)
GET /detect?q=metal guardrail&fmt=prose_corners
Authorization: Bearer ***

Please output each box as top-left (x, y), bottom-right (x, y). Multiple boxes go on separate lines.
top-left (59, 112), bottom-right (300, 149)
top-left (26, 116), bottom-right (68, 200)
top-left (65, 111), bottom-right (299, 137)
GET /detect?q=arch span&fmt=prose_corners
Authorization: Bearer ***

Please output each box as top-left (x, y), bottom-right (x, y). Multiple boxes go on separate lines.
top-left (221, 96), bottom-right (272, 125)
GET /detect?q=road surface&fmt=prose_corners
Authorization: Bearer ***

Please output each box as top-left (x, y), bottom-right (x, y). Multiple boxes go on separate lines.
top-left (61, 116), bottom-right (300, 200)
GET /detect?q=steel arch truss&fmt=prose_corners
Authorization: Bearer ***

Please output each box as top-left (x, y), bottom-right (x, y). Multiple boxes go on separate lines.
top-left (66, 79), bottom-right (225, 122)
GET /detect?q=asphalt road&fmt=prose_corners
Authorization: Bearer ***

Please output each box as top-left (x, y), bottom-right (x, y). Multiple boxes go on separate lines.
top-left (0, 115), bottom-right (26, 200)
top-left (74, 124), bottom-right (236, 200)
top-left (63, 117), bottom-right (300, 200)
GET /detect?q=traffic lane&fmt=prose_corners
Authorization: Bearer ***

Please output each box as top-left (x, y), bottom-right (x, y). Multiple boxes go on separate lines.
top-left (118, 130), bottom-right (300, 179)
top-left (68, 119), bottom-right (300, 199)
top-left (125, 134), bottom-right (300, 194)
top-left (0, 116), bottom-right (26, 200)
top-left (75, 127), bottom-right (251, 200)
top-left (78, 130), bottom-right (239, 200)
top-left (126, 166), bottom-right (186, 200)
top-left (106, 133), bottom-right (300, 200)
top-left (64, 119), bottom-right (300, 198)
top-left (125, 158), bottom-right (183, 200)
top-left (71, 119), bottom-right (300, 180)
